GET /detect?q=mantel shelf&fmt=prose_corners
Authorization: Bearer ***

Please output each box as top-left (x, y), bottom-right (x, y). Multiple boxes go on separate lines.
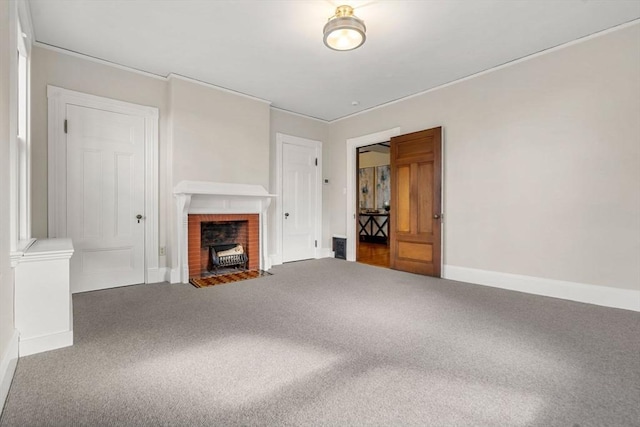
top-left (173, 180), bottom-right (276, 198)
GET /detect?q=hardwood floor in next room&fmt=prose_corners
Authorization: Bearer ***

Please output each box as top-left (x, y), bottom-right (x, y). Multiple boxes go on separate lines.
top-left (357, 242), bottom-right (390, 268)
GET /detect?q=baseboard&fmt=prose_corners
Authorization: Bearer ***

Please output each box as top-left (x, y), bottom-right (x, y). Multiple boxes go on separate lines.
top-left (0, 330), bottom-right (19, 410)
top-left (271, 250), bottom-right (333, 264)
top-left (147, 267), bottom-right (167, 284)
top-left (19, 330), bottom-right (73, 357)
top-left (270, 253), bottom-right (283, 266)
top-left (168, 268), bottom-right (181, 284)
top-left (443, 265), bottom-right (640, 312)
top-left (316, 248), bottom-right (334, 259)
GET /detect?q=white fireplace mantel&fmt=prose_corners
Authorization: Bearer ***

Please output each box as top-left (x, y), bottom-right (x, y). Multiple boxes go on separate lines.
top-left (173, 181), bottom-right (276, 283)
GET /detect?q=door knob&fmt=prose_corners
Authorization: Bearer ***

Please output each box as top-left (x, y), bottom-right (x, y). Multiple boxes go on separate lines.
top-left (284, 212), bottom-right (290, 219)
top-left (136, 214), bottom-right (143, 223)
top-left (433, 214), bottom-right (440, 220)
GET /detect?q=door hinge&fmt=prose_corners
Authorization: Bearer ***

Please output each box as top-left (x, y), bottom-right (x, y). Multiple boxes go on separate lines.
top-left (315, 158), bottom-right (318, 166)
top-left (315, 240), bottom-right (317, 248)
top-left (64, 119), bottom-right (68, 134)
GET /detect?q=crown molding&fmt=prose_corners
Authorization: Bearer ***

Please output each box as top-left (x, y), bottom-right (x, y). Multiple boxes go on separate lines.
top-left (329, 19), bottom-right (640, 124)
top-left (167, 73), bottom-right (272, 105)
top-left (269, 106), bottom-right (328, 124)
top-left (33, 42), bottom-right (274, 105)
top-left (33, 41), bottom-right (167, 80)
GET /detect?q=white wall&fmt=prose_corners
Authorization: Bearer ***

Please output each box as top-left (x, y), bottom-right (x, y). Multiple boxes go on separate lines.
top-left (0, 0), bottom-right (15, 356)
top-left (0, 0), bottom-right (19, 409)
top-left (326, 24), bottom-right (640, 293)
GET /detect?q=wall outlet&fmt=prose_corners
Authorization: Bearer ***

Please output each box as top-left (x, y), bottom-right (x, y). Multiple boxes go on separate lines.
top-left (159, 246), bottom-right (166, 256)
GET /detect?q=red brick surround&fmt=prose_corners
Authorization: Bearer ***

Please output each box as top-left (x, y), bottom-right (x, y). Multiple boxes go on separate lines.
top-left (188, 214), bottom-right (259, 278)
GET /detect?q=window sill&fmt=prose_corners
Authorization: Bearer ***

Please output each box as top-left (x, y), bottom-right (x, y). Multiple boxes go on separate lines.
top-left (10, 238), bottom-right (37, 267)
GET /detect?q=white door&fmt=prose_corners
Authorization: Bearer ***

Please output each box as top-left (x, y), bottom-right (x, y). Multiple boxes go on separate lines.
top-left (66, 104), bottom-right (145, 293)
top-left (282, 142), bottom-right (318, 262)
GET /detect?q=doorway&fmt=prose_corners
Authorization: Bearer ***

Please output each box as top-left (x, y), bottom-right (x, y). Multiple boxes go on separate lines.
top-left (66, 104), bottom-right (145, 291)
top-left (357, 143), bottom-right (391, 268)
top-left (47, 86), bottom-right (160, 292)
top-left (347, 126), bottom-right (443, 277)
top-left (346, 128), bottom-right (401, 261)
top-left (275, 133), bottom-right (322, 264)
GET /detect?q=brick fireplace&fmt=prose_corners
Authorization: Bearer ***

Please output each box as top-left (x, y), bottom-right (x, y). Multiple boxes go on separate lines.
top-left (188, 214), bottom-right (259, 278)
top-left (173, 181), bottom-right (275, 284)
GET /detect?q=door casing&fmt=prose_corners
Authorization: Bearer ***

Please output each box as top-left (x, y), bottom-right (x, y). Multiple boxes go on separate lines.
top-left (47, 85), bottom-right (161, 286)
top-left (345, 128), bottom-right (401, 261)
top-left (274, 133), bottom-right (322, 265)
top-left (346, 127), bottom-right (444, 272)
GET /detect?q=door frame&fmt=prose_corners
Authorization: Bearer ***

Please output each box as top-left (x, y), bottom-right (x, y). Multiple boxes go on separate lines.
top-left (47, 85), bottom-right (161, 283)
top-left (274, 132), bottom-right (322, 265)
top-left (346, 127), bottom-right (401, 261)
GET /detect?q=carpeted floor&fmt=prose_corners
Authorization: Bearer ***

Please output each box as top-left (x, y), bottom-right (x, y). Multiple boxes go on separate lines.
top-left (1, 258), bottom-right (638, 426)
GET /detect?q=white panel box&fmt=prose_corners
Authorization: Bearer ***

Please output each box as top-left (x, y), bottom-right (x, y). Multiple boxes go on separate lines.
top-left (15, 238), bottom-right (74, 356)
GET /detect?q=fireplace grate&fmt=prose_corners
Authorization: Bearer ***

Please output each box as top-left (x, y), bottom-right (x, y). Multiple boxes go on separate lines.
top-left (209, 243), bottom-right (248, 272)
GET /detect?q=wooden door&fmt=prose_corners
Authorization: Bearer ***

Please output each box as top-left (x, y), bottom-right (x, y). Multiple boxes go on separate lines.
top-left (66, 104), bottom-right (146, 292)
top-left (282, 141), bottom-right (318, 262)
top-left (390, 127), bottom-right (442, 276)
top-left (355, 149), bottom-right (360, 259)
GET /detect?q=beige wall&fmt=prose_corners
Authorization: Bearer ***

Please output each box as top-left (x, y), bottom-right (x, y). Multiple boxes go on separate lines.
top-left (326, 24), bottom-right (640, 291)
top-left (30, 44), bottom-right (171, 267)
top-left (0, 0), bottom-right (16, 378)
top-left (169, 77), bottom-right (270, 187)
top-left (26, 23), bottom-right (640, 292)
top-left (30, 45), bottom-right (168, 240)
top-left (30, 47), bottom-right (274, 271)
top-left (359, 151), bottom-right (389, 168)
top-left (167, 76), bottom-right (271, 267)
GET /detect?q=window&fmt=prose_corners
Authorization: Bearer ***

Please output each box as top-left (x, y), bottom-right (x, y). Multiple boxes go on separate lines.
top-left (13, 6), bottom-right (31, 251)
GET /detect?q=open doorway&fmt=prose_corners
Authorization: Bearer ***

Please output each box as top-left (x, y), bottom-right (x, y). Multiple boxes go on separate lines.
top-left (356, 143), bottom-right (390, 268)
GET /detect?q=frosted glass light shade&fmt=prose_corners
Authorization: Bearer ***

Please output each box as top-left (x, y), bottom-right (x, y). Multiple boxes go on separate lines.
top-left (323, 6), bottom-right (366, 51)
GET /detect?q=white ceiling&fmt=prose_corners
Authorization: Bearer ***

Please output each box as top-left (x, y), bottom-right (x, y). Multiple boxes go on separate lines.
top-left (28, 0), bottom-right (640, 121)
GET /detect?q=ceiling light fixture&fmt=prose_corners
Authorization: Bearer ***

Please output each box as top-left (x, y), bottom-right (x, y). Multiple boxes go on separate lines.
top-left (323, 5), bottom-right (366, 51)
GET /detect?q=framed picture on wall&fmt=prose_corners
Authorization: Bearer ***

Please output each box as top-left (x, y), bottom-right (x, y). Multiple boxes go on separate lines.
top-left (376, 165), bottom-right (390, 210)
top-left (359, 167), bottom-right (374, 209)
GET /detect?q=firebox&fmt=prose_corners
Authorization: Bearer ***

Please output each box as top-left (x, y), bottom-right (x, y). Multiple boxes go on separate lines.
top-left (187, 214), bottom-right (259, 278)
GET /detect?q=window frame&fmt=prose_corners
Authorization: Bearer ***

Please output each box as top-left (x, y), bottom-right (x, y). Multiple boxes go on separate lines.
top-left (10, 0), bottom-right (33, 258)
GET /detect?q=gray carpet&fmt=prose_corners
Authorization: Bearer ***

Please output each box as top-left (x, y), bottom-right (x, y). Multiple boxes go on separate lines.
top-left (1, 258), bottom-right (638, 426)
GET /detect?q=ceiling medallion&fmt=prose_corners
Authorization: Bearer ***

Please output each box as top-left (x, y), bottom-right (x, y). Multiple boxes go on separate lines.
top-left (323, 5), bottom-right (366, 51)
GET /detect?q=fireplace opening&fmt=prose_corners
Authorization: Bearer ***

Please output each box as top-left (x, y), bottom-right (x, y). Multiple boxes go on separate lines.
top-left (201, 221), bottom-right (244, 247)
top-left (188, 214), bottom-right (259, 279)
top-left (200, 220), bottom-right (248, 275)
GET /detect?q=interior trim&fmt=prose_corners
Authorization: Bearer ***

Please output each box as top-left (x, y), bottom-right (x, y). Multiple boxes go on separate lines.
top-left (443, 264), bottom-right (640, 312)
top-left (19, 331), bottom-right (73, 357)
top-left (346, 128), bottom-right (401, 262)
top-left (0, 329), bottom-right (19, 411)
top-left (46, 85), bottom-right (160, 286)
top-left (274, 133), bottom-right (323, 264)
